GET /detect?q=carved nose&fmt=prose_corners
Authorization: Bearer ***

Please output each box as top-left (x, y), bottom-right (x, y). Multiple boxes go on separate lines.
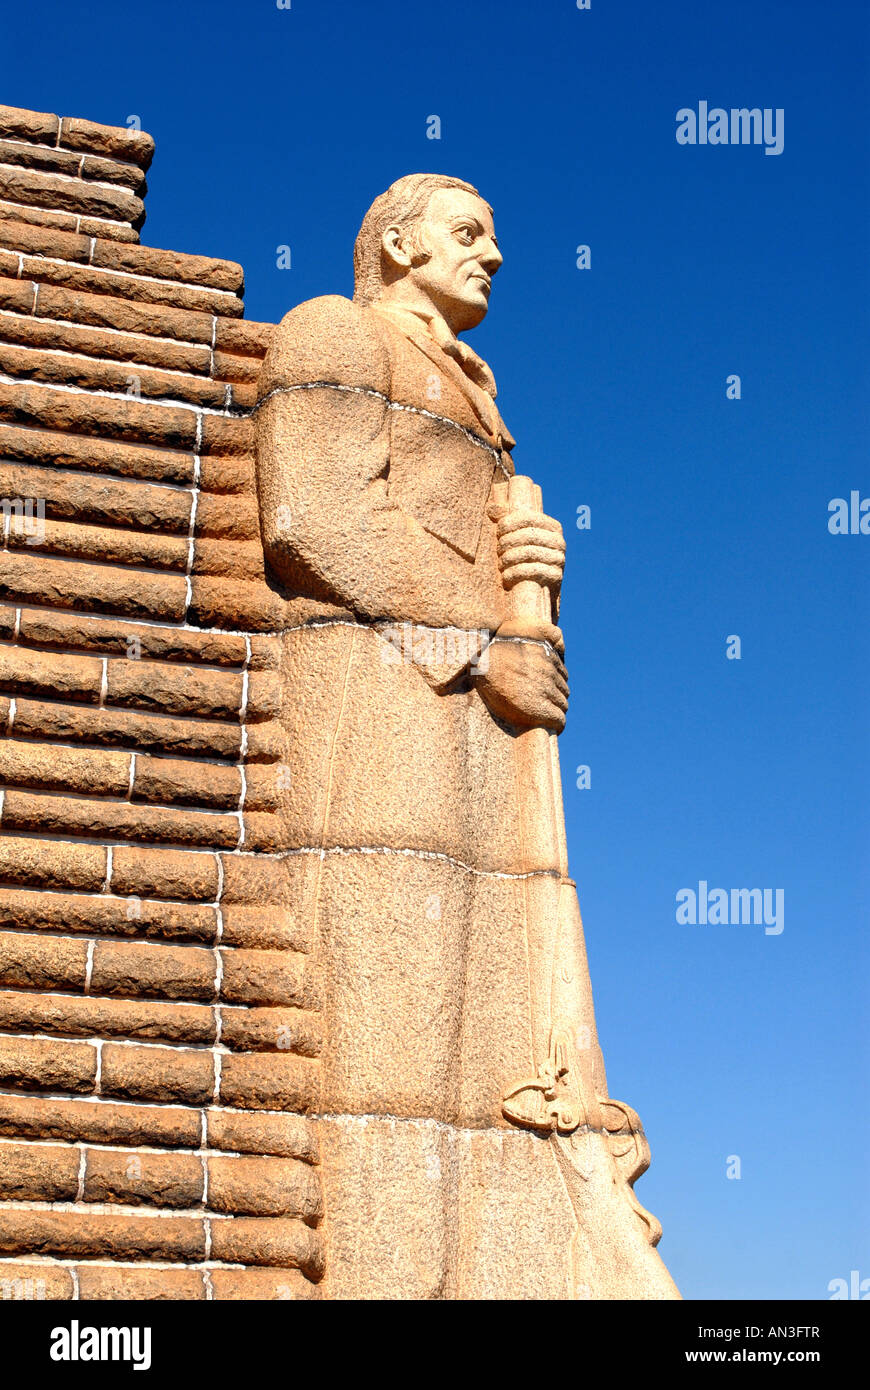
top-left (481, 240), bottom-right (503, 273)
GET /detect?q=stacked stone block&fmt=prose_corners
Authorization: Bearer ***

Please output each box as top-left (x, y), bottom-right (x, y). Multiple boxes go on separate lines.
top-left (0, 105), bottom-right (323, 1300)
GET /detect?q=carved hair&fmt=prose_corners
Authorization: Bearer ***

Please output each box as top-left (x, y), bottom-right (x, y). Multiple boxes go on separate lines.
top-left (353, 173), bottom-right (490, 306)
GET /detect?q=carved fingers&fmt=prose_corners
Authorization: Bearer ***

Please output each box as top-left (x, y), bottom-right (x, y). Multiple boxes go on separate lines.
top-left (475, 622), bottom-right (570, 732)
top-left (492, 508), bottom-right (566, 591)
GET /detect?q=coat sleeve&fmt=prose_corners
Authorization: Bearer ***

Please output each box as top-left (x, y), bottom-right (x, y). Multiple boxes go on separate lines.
top-left (255, 295), bottom-right (504, 633)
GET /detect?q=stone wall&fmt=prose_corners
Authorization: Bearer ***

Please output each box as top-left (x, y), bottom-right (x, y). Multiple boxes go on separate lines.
top-left (0, 104), bottom-right (324, 1300)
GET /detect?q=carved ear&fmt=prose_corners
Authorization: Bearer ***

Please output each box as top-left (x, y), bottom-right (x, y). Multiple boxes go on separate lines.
top-left (381, 224), bottom-right (413, 270)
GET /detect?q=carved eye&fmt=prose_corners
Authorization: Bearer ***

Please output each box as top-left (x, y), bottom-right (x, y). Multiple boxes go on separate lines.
top-left (455, 225), bottom-right (475, 244)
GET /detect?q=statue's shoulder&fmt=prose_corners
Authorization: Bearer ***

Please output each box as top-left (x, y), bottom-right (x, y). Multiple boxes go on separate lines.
top-left (258, 294), bottom-right (390, 397)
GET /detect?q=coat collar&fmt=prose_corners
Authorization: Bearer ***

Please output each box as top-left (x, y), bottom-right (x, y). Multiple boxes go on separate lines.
top-left (371, 301), bottom-right (512, 449)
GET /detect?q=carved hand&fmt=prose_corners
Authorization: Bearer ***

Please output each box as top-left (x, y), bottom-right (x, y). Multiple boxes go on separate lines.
top-left (475, 618), bottom-right (569, 732)
top-left (489, 505), bottom-right (566, 595)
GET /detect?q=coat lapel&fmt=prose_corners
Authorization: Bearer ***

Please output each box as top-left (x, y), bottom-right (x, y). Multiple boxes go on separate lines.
top-left (394, 321), bottom-right (502, 446)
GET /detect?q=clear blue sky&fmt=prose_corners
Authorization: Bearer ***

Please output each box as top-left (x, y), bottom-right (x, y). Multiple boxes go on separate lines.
top-left (9, 0), bottom-right (868, 1301)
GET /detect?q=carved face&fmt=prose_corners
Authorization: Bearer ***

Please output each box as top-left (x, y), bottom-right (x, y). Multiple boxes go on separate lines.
top-left (406, 188), bottom-right (503, 334)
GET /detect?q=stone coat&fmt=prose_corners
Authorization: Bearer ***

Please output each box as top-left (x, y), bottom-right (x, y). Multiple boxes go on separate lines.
top-left (255, 294), bottom-right (679, 1299)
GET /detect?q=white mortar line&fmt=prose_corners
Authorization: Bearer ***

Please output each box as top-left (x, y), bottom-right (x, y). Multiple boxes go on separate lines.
top-left (0, 710), bottom-right (253, 754)
top-left (0, 135), bottom-right (148, 175)
top-left (186, 489), bottom-right (198, 575)
top-left (0, 737), bottom-right (240, 771)
top-left (0, 1255), bottom-right (252, 1272)
top-left (75, 1145), bottom-right (87, 1201)
top-left (256, 381), bottom-right (504, 464)
top-left (3, 622), bottom-right (258, 661)
top-left (16, 248), bottom-right (240, 299)
top-left (0, 1198), bottom-right (242, 1219)
top-left (3, 604), bottom-right (281, 641)
top-left (0, 983), bottom-right (248, 1016)
top-left (0, 1029), bottom-right (234, 1055)
top-left (0, 161), bottom-right (140, 198)
top-left (0, 1137), bottom-right (254, 1160)
top-left (83, 939), bottom-right (95, 993)
top-left (0, 194), bottom-right (131, 232)
top-left (0, 336), bottom-right (241, 386)
top-left (1, 545), bottom-right (191, 579)
top-left (0, 930), bottom-right (249, 958)
top-left (1, 787), bottom-right (248, 818)
top-left (313, 1110), bottom-right (550, 1139)
top-left (234, 632), bottom-right (252, 848)
top-left (0, 1087), bottom-right (319, 1122)
top-left (212, 950), bottom-right (223, 1004)
top-left (0, 369), bottom-right (247, 417)
top-left (0, 1258), bottom-right (260, 1281)
top-left (3, 539), bottom-right (190, 578)
top-left (214, 854), bottom-right (224, 903)
top-left (0, 305), bottom-right (210, 354)
top-left (0, 822), bottom-right (566, 883)
top-left (0, 887), bottom-right (227, 934)
top-left (0, 455), bottom-right (201, 502)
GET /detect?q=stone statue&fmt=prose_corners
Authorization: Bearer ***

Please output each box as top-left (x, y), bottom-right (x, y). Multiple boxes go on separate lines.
top-left (255, 174), bottom-right (680, 1299)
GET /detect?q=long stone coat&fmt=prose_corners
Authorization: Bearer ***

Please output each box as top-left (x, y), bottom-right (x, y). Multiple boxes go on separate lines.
top-left (255, 294), bottom-right (679, 1299)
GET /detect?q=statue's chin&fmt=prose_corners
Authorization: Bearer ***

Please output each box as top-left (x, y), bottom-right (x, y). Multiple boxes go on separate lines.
top-left (450, 300), bottom-right (489, 334)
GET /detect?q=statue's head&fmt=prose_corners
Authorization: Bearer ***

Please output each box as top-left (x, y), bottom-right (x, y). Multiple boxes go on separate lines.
top-left (353, 173), bottom-right (502, 334)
